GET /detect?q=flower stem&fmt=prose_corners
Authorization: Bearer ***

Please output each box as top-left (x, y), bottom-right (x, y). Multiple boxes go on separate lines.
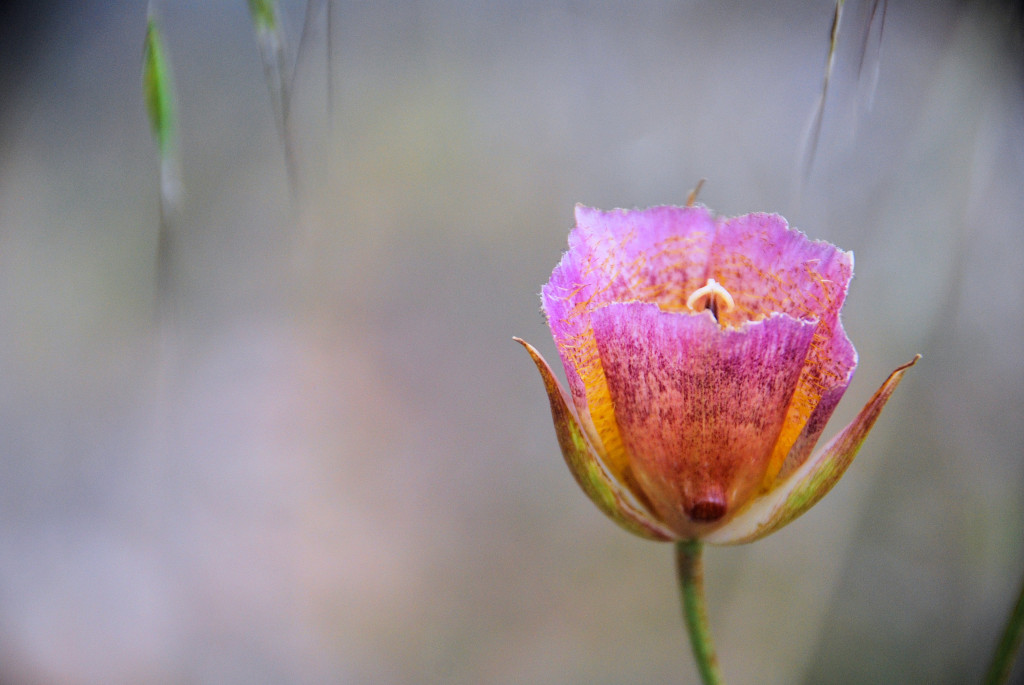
top-left (983, 570), bottom-right (1024, 685)
top-left (676, 540), bottom-right (724, 685)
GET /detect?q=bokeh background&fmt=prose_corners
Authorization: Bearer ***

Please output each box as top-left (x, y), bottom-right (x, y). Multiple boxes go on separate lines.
top-left (1, 1), bottom-right (1023, 683)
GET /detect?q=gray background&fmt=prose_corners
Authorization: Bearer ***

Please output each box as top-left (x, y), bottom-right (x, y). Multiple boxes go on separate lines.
top-left (0, 1), bottom-right (1022, 683)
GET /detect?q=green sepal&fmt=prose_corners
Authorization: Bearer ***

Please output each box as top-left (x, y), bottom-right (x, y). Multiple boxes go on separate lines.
top-left (516, 338), bottom-right (675, 541)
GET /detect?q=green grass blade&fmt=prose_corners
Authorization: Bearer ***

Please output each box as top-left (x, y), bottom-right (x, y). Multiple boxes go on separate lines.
top-left (248, 0), bottom-right (279, 33)
top-left (143, 14), bottom-right (177, 161)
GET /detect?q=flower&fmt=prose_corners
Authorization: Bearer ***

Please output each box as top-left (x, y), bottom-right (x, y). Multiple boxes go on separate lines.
top-left (517, 204), bottom-right (917, 544)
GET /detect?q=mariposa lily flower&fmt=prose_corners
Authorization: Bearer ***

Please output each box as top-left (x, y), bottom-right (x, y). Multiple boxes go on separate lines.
top-left (517, 204), bottom-right (917, 544)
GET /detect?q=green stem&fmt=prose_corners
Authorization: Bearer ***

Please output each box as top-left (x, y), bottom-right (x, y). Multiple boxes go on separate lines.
top-left (676, 540), bottom-right (724, 685)
top-left (983, 570), bottom-right (1024, 685)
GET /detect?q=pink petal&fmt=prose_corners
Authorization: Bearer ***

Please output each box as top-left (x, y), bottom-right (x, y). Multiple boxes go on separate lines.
top-left (590, 302), bottom-right (817, 538)
top-left (541, 205), bottom-right (716, 412)
top-left (541, 205), bottom-right (717, 489)
top-left (709, 213), bottom-right (857, 483)
top-left (705, 355), bottom-right (920, 545)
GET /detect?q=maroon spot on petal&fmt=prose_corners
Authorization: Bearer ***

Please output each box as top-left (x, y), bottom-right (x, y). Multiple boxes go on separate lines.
top-left (686, 490), bottom-right (728, 522)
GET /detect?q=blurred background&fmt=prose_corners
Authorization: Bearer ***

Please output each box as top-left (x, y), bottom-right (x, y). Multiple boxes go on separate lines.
top-left (1, 1), bottom-right (1022, 683)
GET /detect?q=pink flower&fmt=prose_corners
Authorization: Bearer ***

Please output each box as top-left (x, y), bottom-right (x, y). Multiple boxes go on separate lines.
top-left (518, 205), bottom-right (917, 543)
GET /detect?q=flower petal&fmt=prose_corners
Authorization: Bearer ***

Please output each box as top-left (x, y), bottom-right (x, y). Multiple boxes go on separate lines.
top-left (515, 337), bottom-right (676, 541)
top-left (703, 355), bottom-right (920, 545)
top-left (708, 213), bottom-right (857, 486)
top-left (570, 205), bottom-right (716, 313)
top-left (589, 303), bottom-right (817, 538)
top-left (541, 205), bottom-right (717, 491)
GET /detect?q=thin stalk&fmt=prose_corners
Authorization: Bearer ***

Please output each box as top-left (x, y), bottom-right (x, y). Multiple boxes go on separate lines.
top-left (676, 540), bottom-right (725, 685)
top-left (800, 0), bottom-right (844, 180)
top-left (249, 0), bottom-right (299, 200)
top-left (143, 6), bottom-right (180, 547)
top-left (983, 570), bottom-right (1024, 685)
top-left (143, 8), bottom-right (180, 334)
top-left (156, 168), bottom-right (173, 323)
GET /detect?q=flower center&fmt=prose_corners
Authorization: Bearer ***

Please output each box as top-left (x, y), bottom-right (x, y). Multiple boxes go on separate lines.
top-left (685, 278), bottom-right (735, 321)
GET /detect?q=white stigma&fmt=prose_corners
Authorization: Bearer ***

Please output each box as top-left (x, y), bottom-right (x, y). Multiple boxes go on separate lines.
top-left (685, 278), bottom-right (735, 320)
